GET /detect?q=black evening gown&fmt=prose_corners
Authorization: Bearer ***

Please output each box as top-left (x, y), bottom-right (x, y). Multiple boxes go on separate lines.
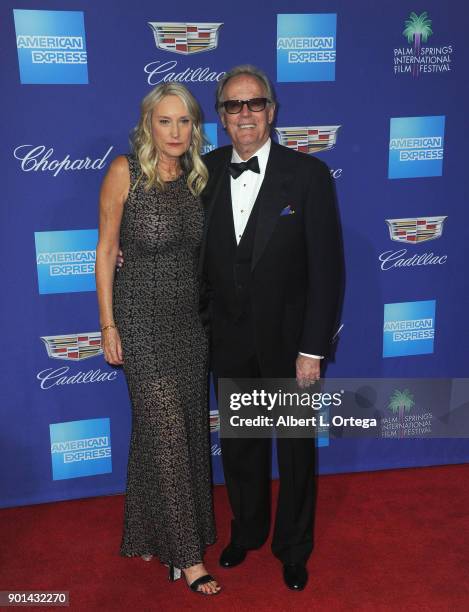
top-left (113, 155), bottom-right (216, 568)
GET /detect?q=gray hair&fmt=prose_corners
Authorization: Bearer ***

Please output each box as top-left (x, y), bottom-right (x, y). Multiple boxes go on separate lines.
top-left (215, 64), bottom-right (276, 114)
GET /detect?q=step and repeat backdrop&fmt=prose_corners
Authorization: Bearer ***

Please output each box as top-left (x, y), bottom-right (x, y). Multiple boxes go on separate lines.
top-left (1, 0), bottom-right (468, 508)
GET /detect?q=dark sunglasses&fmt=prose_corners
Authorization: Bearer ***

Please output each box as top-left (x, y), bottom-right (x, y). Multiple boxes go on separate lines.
top-left (218, 97), bottom-right (270, 114)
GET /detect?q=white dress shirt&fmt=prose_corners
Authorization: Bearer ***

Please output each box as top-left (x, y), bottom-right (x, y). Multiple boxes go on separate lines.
top-left (230, 138), bottom-right (271, 244)
top-left (229, 138), bottom-right (323, 361)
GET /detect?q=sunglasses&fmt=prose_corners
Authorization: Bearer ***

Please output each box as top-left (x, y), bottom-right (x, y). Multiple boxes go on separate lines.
top-left (218, 97), bottom-right (271, 114)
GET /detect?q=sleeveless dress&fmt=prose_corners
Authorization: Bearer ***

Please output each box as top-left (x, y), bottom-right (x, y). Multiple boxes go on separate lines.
top-left (113, 155), bottom-right (216, 568)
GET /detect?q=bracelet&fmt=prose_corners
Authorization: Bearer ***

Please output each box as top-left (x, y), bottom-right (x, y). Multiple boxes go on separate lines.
top-left (101, 324), bottom-right (116, 332)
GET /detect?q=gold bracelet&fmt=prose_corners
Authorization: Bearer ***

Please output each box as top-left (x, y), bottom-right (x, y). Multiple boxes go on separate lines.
top-left (101, 324), bottom-right (116, 332)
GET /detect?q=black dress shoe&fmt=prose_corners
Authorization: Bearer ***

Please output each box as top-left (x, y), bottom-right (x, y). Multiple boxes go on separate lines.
top-left (283, 563), bottom-right (308, 590)
top-left (219, 543), bottom-right (247, 568)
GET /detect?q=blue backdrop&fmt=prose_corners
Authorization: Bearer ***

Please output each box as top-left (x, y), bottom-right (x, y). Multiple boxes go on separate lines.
top-left (1, 0), bottom-right (468, 508)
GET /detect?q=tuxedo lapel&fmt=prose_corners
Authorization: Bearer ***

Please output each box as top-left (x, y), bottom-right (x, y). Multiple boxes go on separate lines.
top-left (200, 142), bottom-right (294, 275)
top-left (251, 142), bottom-right (292, 271)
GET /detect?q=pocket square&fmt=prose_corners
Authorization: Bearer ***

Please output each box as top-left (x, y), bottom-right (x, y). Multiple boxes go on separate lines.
top-left (280, 204), bottom-right (295, 216)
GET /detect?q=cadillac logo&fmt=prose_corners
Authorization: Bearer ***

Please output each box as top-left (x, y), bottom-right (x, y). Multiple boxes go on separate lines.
top-left (386, 216), bottom-right (447, 244)
top-left (275, 126), bottom-right (341, 154)
top-left (210, 410), bottom-right (220, 433)
top-left (41, 332), bottom-right (102, 361)
top-left (148, 22), bottom-right (223, 55)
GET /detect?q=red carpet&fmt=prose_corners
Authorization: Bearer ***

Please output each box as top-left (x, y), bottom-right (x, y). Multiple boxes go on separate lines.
top-left (1, 465), bottom-right (469, 611)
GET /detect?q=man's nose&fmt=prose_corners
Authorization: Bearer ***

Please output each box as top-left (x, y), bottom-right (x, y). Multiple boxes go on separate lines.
top-left (239, 101), bottom-right (252, 117)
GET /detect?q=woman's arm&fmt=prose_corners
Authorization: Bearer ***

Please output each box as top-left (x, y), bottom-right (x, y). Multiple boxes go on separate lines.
top-left (96, 155), bottom-right (130, 365)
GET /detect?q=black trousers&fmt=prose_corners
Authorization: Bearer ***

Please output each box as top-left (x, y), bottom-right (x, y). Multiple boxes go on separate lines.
top-left (212, 318), bottom-right (317, 565)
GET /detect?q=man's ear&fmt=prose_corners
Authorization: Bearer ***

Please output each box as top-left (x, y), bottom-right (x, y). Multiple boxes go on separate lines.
top-left (268, 104), bottom-right (276, 125)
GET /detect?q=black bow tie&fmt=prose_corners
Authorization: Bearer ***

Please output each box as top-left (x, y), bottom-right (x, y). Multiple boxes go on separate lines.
top-left (228, 156), bottom-right (260, 179)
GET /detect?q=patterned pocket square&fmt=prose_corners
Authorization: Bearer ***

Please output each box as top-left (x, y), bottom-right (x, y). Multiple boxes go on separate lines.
top-left (280, 204), bottom-right (295, 216)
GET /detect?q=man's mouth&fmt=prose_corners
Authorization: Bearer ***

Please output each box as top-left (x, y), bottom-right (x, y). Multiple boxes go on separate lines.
top-left (238, 124), bottom-right (256, 130)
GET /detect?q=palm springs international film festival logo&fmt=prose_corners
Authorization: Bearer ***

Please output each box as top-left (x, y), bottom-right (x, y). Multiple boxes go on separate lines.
top-left (381, 389), bottom-right (432, 438)
top-left (277, 14), bottom-right (337, 82)
top-left (13, 9), bottom-right (88, 84)
top-left (145, 22), bottom-right (224, 85)
top-left (383, 300), bottom-right (436, 358)
top-left (34, 229), bottom-right (97, 295)
top-left (275, 125), bottom-right (342, 178)
top-left (388, 116), bottom-right (445, 179)
top-left (393, 12), bottom-right (453, 77)
top-left (379, 216), bottom-right (448, 271)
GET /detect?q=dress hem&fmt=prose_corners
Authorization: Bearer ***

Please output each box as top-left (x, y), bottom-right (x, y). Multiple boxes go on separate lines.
top-left (120, 537), bottom-right (217, 570)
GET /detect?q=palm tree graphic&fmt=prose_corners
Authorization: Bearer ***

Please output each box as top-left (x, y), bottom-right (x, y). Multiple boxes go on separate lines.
top-left (388, 389), bottom-right (415, 437)
top-left (403, 12), bottom-right (433, 76)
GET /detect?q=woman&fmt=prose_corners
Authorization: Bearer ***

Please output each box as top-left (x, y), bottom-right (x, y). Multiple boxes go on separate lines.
top-left (95, 83), bottom-right (220, 595)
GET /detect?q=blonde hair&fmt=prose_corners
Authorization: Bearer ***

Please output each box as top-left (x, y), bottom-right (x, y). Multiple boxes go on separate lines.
top-left (131, 83), bottom-right (208, 196)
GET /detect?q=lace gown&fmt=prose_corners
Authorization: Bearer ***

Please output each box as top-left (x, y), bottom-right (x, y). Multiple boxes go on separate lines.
top-left (113, 155), bottom-right (215, 568)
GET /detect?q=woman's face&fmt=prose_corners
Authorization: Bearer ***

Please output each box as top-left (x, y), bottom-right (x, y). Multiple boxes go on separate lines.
top-left (151, 94), bottom-right (193, 161)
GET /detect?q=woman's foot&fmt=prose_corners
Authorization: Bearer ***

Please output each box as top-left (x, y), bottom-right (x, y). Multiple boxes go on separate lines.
top-left (182, 563), bottom-right (221, 595)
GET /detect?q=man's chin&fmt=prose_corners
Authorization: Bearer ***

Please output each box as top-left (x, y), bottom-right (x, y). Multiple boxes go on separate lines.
top-left (234, 134), bottom-right (259, 148)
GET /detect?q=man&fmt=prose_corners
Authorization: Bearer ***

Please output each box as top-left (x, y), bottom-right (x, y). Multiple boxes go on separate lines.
top-left (200, 65), bottom-right (343, 590)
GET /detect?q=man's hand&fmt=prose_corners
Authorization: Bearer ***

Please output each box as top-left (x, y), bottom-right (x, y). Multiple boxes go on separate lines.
top-left (296, 354), bottom-right (321, 388)
top-left (116, 248), bottom-right (124, 269)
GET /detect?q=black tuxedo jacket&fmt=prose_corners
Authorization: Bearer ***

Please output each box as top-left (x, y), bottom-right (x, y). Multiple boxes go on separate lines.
top-left (200, 141), bottom-right (343, 376)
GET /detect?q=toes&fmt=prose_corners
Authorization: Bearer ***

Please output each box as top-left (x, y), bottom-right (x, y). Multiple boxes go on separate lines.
top-left (199, 581), bottom-right (220, 595)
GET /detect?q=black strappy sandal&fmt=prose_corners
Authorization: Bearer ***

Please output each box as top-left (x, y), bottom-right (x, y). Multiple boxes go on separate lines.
top-left (188, 574), bottom-right (220, 595)
top-left (168, 564), bottom-right (221, 595)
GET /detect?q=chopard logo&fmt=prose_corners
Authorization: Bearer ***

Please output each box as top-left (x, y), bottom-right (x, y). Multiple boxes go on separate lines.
top-left (14, 145), bottom-right (113, 177)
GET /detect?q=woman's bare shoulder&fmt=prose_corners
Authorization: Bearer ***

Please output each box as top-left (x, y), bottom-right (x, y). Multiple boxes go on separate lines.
top-left (108, 155), bottom-right (130, 177)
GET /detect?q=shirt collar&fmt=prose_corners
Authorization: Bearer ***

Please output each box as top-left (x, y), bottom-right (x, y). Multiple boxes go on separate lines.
top-left (231, 138), bottom-right (271, 175)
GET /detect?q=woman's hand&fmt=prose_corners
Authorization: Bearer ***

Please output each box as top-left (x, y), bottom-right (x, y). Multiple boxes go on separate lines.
top-left (102, 327), bottom-right (124, 365)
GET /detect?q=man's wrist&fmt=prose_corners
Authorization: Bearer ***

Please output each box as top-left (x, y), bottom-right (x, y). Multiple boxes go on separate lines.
top-left (298, 352), bottom-right (324, 359)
